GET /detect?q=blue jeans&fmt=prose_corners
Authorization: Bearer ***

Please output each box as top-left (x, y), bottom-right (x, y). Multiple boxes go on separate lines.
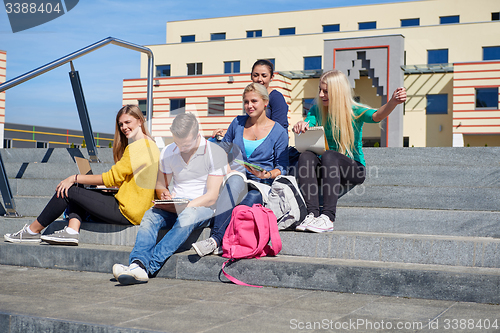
top-left (210, 176), bottom-right (263, 246)
top-left (129, 206), bottom-right (214, 276)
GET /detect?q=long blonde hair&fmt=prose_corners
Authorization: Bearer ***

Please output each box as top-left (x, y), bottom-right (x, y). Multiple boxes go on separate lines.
top-left (112, 105), bottom-right (151, 163)
top-left (317, 70), bottom-right (364, 158)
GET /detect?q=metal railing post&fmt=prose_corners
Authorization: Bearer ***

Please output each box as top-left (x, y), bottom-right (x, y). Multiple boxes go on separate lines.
top-left (69, 62), bottom-right (99, 162)
top-left (0, 153), bottom-right (18, 216)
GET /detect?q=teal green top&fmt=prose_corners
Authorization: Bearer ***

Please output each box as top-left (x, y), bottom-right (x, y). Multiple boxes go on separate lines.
top-left (304, 104), bottom-right (378, 166)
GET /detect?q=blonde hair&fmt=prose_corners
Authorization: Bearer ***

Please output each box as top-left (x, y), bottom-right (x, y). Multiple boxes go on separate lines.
top-left (242, 82), bottom-right (269, 103)
top-left (113, 105), bottom-right (151, 163)
top-left (317, 70), bottom-right (365, 158)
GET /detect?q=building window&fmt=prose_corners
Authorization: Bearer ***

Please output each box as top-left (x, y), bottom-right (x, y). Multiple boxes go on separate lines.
top-left (187, 63), bottom-right (202, 75)
top-left (483, 46), bottom-right (500, 61)
top-left (156, 65), bottom-right (170, 77)
top-left (426, 94), bottom-right (448, 114)
top-left (493, 12), bottom-right (500, 21)
top-left (170, 98), bottom-right (186, 115)
top-left (304, 56), bottom-right (322, 70)
top-left (403, 137), bottom-right (410, 147)
top-left (138, 99), bottom-right (147, 117)
top-left (247, 30), bottom-right (262, 38)
top-left (279, 27), bottom-right (295, 35)
top-left (208, 97), bottom-right (225, 116)
top-left (211, 33), bottom-right (226, 41)
top-left (323, 24), bottom-right (340, 32)
top-left (358, 21), bottom-right (376, 30)
top-left (181, 35), bottom-right (195, 43)
top-left (476, 88), bottom-right (498, 109)
top-left (401, 18), bottom-right (420, 27)
top-left (302, 98), bottom-right (314, 117)
top-left (36, 141), bottom-right (48, 148)
top-left (224, 61), bottom-right (240, 74)
top-left (3, 139), bottom-right (11, 148)
top-left (427, 49), bottom-right (448, 64)
top-left (440, 15), bottom-right (459, 24)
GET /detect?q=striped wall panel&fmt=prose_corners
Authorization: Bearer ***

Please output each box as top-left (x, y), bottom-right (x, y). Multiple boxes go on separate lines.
top-left (453, 61), bottom-right (500, 135)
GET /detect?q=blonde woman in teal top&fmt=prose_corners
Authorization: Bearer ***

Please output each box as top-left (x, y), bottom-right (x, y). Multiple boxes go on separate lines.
top-left (293, 69), bottom-right (406, 233)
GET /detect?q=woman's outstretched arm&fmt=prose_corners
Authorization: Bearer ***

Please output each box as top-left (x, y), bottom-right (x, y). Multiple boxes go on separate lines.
top-left (372, 87), bottom-right (407, 122)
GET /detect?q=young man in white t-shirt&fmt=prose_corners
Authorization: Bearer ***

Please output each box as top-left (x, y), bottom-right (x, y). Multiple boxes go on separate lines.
top-left (113, 113), bottom-right (227, 285)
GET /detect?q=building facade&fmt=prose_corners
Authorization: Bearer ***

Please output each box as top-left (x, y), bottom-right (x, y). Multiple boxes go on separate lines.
top-left (123, 0), bottom-right (500, 147)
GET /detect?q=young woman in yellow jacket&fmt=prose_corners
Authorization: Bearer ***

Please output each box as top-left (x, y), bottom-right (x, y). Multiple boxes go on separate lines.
top-left (4, 105), bottom-right (160, 245)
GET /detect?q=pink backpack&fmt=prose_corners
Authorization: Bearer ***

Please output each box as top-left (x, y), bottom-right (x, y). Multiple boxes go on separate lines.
top-left (221, 204), bottom-right (282, 288)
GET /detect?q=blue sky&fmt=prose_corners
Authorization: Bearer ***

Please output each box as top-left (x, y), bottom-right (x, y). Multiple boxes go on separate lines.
top-left (0, 0), bottom-right (411, 134)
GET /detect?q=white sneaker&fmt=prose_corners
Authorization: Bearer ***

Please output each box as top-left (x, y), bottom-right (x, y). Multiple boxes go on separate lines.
top-left (112, 264), bottom-right (128, 280)
top-left (295, 213), bottom-right (316, 232)
top-left (117, 263), bottom-right (149, 285)
top-left (306, 214), bottom-right (334, 233)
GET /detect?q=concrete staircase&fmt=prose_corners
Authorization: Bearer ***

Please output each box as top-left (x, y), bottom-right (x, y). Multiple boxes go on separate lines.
top-left (1, 147), bottom-right (499, 304)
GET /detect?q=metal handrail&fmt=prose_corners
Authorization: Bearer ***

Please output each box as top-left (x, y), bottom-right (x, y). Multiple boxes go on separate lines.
top-left (0, 37), bottom-right (155, 132)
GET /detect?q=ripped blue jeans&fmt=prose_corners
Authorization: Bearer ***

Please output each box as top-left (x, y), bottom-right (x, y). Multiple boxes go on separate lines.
top-left (129, 206), bottom-right (214, 276)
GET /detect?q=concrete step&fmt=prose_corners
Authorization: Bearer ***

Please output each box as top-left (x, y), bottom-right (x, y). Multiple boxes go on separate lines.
top-left (7, 197), bottom-right (53, 217)
top-left (5, 265), bottom-right (499, 333)
top-left (2, 214), bottom-right (499, 268)
top-left (4, 206), bottom-right (500, 239)
top-left (10, 178), bottom-right (61, 196)
top-left (1, 147), bottom-right (497, 215)
top-left (3, 161), bottom-right (114, 179)
top-left (1, 147), bottom-right (498, 169)
top-left (338, 185), bottom-right (500, 211)
top-left (0, 218), bottom-right (206, 251)
top-left (335, 207), bottom-right (500, 238)
top-left (5, 179), bottom-right (499, 216)
top-left (1, 242), bottom-right (499, 304)
top-left (363, 165), bottom-right (500, 188)
top-left (0, 147), bottom-right (114, 163)
top-left (363, 147), bottom-right (500, 167)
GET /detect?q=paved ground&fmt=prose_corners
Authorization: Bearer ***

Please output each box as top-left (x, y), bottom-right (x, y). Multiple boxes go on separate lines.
top-left (0, 265), bottom-right (499, 333)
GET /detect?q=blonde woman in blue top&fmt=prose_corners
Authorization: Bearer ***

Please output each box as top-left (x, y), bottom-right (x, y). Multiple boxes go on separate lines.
top-left (293, 69), bottom-right (406, 233)
top-left (211, 59), bottom-right (289, 141)
top-left (192, 82), bottom-right (288, 256)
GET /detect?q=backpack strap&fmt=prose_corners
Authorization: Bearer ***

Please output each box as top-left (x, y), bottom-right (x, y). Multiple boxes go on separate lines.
top-left (251, 204), bottom-right (273, 259)
top-left (260, 205), bottom-right (282, 257)
top-left (222, 259), bottom-right (263, 288)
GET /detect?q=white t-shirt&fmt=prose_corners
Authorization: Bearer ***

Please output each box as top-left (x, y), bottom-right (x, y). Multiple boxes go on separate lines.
top-left (160, 135), bottom-right (227, 200)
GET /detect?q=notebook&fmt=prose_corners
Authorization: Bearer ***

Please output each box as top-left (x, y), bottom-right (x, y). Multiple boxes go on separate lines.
top-left (294, 126), bottom-right (329, 155)
top-left (74, 157), bottom-right (118, 193)
top-left (154, 198), bottom-right (191, 205)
